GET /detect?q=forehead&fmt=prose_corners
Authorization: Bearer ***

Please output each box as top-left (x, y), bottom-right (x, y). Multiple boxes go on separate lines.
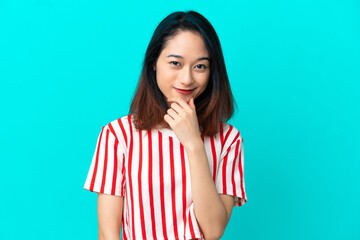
top-left (161, 30), bottom-right (209, 57)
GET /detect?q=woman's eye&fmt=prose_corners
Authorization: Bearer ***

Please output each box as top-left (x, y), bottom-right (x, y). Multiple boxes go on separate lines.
top-left (196, 64), bottom-right (206, 69)
top-left (170, 61), bottom-right (180, 66)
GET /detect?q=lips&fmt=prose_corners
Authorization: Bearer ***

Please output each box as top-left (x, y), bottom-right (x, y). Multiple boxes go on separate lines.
top-left (174, 87), bottom-right (195, 95)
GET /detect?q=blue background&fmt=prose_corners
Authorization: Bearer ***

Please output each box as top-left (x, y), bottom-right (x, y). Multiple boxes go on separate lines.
top-left (1, 0), bottom-right (359, 239)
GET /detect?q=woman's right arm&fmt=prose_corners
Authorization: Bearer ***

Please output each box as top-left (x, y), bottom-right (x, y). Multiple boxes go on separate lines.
top-left (97, 193), bottom-right (124, 240)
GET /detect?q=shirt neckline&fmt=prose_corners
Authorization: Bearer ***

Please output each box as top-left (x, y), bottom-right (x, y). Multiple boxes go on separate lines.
top-left (129, 115), bottom-right (209, 140)
top-left (153, 126), bottom-right (178, 139)
top-left (153, 126), bottom-right (208, 142)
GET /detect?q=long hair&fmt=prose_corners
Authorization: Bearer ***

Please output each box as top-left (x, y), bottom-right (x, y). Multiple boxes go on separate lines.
top-left (129, 10), bottom-right (237, 137)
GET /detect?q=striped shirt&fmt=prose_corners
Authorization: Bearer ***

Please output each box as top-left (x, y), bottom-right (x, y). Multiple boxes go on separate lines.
top-left (84, 113), bottom-right (247, 240)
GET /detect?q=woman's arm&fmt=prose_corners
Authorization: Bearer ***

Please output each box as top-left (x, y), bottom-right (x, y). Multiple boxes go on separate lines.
top-left (164, 97), bottom-right (235, 239)
top-left (186, 140), bottom-right (234, 240)
top-left (97, 193), bottom-right (124, 240)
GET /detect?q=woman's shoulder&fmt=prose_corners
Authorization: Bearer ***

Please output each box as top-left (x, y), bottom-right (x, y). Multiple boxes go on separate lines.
top-left (219, 121), bottom-right (243, 146)
top-left (103, 114), bottom-right (133, 145)
top-left (219, 121), bottom-right (240, 135)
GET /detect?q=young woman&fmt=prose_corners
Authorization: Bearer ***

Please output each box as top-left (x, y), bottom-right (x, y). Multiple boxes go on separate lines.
top-left (84, 10), bottom-right (247, 240)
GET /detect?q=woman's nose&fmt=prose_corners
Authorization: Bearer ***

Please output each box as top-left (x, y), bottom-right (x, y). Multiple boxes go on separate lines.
top-left (179, 68), bottom-right (194, 85)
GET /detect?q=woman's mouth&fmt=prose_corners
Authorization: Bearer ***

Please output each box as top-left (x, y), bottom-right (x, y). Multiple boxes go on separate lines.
top-left (174, 87), bottom-right (195, 95)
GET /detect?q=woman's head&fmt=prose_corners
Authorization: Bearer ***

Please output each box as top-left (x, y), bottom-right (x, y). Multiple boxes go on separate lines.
top-left (154, 30), bottom-right (210, 105)
top-left (130, 10), bottom-right (236, 136)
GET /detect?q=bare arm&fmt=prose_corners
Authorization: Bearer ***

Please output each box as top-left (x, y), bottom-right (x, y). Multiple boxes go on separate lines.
top-left (186, 141), bottom-right (235, 240)
top-left (97, 193), bottom-right (124, 240)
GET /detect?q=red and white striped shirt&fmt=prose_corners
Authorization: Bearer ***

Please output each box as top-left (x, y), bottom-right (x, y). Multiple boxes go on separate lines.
top-left (84, 113), bottom-right (247, 240)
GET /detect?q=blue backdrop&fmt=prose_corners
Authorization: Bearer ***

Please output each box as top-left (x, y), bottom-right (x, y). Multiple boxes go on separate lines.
top-left (1, 0), bottom-right (359, 239)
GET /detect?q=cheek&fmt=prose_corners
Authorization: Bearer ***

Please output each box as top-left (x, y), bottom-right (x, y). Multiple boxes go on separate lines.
top-left (156, 71), bottom-right (172, 93)
top-left (156, 68), bottom-right (176, 86)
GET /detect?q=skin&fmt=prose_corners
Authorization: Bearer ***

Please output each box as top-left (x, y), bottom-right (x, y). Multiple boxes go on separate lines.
top-left (97, 193), bottom-right (123, 240)
top-left (97, 30), bottom-right (236, 240)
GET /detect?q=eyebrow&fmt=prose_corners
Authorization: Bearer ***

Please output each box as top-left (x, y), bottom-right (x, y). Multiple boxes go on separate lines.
top-left (166, 54), bottom-right (210, 62)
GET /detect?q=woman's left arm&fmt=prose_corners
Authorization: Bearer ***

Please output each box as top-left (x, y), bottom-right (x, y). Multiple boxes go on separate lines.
top-left (164, 97), bottom-right (235, 240)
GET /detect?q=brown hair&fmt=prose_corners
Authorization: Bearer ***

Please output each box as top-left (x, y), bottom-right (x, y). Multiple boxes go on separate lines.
top-left (129, 11), bottom-right (237, 137)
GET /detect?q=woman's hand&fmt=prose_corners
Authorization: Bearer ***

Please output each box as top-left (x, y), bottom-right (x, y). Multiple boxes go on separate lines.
top-left (164, 97), bottom-right (202, 150)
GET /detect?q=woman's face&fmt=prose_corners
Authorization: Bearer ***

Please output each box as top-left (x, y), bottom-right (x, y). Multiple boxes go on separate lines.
top-left (154, 30), bottom-right (210, 106)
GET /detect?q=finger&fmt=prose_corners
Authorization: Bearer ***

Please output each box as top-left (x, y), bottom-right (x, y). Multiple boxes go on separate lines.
top-left (167, 108), bottom-right (181, 121)
top-left (167, 97), bottom-right (192, 112)
top-left (164, 114), bottom-right (175, 127)
top-left (169, 102), bottom-right (185, 116)
top-left (189, 98), bottom-right (196, 111)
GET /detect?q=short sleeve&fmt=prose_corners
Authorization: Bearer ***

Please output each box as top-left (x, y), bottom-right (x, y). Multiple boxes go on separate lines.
top-left (184, 202), bottom-right (205, 239)
top-left (83, 125), bottom-right (126, 196)
top-left (215, 126), bottom-right (247, 207)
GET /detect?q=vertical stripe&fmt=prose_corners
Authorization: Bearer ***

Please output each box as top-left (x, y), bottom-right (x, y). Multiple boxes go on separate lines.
top-left (108, 123), bottom-right (117, 141)
top-left (222, 131), bottom-right (240, 194)
top-left (222, 129), bottom-right (240, 194)
top-left (169, 137), bottom-right (179, 238)
top-left (188, 211), bottom-right (196, 239)
top-left (111, 138), bottom-right (118, 195)
top-left (210, 136), bottom-right (217, 182)
top-left (223, 125), bottom-right (233, 149)
top-left (108, 123), bottom-right (119, 196)
top-left (138, 130), bottom-right (147, 239)
top-left (121, 153), bottom-right (126, 195)
top-left (117, 118), bottom-right (128, 147)
top-left (100, 129), bottom-right (109, 193)
top-left (231, 140), bottom-right (240, 197)
top-left (148, 130), bottom-right (158, 240)
top-left (122, 218), bottom-right (127, 240)
top-left (222, 148), bottom-right (229, 194)
top-left (158, 132), bottom-right (168, 240)
top-left (187, 203), bottom-right (203, 239)
top-left (180, 144), bottom-right (187, 235)
top-left (125, 176), bottom-right (130, 237)
top-left (239, 141), bottom-right (246, 201)
top-left (89, 126), bottom-right (105, 191)
top-left (127, 114), bottom-right (136, 240)
top-left (108, 121), bottom-right (127, 196)
top-left (184, 211), bottom-right (187, 237)
top-left (230, 131), bottom-right (240, 147)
